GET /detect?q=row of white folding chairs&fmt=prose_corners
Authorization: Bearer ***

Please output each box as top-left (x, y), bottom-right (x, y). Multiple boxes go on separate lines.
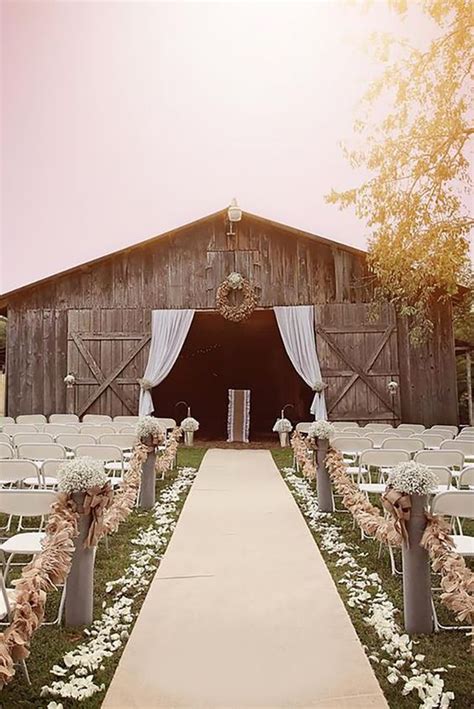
top-left (0, 414), bottom-right (177, 427)
top-left (330, 421), bottom-right (466, 436)
top-left (0, 414), bottom-right (140, 424)
top-left (331, 434), bottom-right (474, 459)
top-left (358, 466), bottom-right (474, 497)
top-left (0, 445), bottom-right (126, 474)
top-left (0, 432), bottom-right (137, 449)
top-left (334, 441), bottom-right (467, 472)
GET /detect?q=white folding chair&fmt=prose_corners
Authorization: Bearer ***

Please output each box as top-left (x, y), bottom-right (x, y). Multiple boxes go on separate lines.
top-left (16, 414), bottom-right (47, 425)
top-left (362, 432), bottom-right (398, 448)
top-left (414, 449), bottom-right (464, 476)
top-left (363, 423), bottom-right (394, 432)
top-left (0, 433), bottom-right (11, 445)
top-left (0, 417), bottom-right (15, 428)
top-left (295, 422), bottom-right (312, 434)
top-left (397, 423), bottom-right (425, 433)
top-left (0, 460), bottom-right (41, 530)
top-left (43, 423), bottom-right (80, 435)
top-left (79, 424), bottom-right (115, 437)
top-left (358, 449), bottom-right (410, 486)
top-left (39, 459), bottom-right (65, 488)
top-left (99, 434), bottom-right (136, 458)
top-left (332, 421), bottom-right (359, 429)
top-left (459, 466), bottom-right (474, 490)
top-left (0, 443), bottom-right (15, 460)
top-left (413, 433), bottom-right (445, 450)
top-left (427, 466), bottom-right (455, 493)
top-left (56, 434), bottom-right (96, 452)
top-left (12, 433), bottom-right (54, 447)
top-left (0, 490), bottom-right (65, 626)
top-left (440, 439), bottom-right (474, 463)
top-left (17, 443), bottom-right (67, 464)
top-left (430, 490), bottom-right (474, 630)
top-left (429, 427), bottom-right (455, 439)
top-left (389, 428), bottom-right (417, 438)
top-left (331, 437), bottom-right (373, 475)
top-left (460, 426), bottom-right (474, 435)
top-left (119, 425), bottom-right (136, 434)
top-left (381, 437), bottom-right (424, 454)
top-left (48, 414), bottom-right (80, 423)
top-left (73, 444), bottom-right (124, 486)
top-left (430, 425), bottom-right (458, 436)
top-left (113, 416), bottom-right (140, 424)
top-left (82, 414), bottom-right (112, 423)
top-left (3, 424), bottom-right (38, 435)
top-left (458, 432), bottom-right (474, 440)
top-left (156, 418), bottom-right (177, 444)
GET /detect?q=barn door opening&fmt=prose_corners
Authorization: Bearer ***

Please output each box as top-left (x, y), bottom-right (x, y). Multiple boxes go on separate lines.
top-left (67, 309), bottom-right (150, 417)
top-left (315, 303), bottom-right (400, 423)
top-left (152, 310), bottom-right (311, 439)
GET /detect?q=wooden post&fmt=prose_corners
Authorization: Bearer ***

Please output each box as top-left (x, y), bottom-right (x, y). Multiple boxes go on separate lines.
top-left (139, 450), bottom-right (156, 509)
top-left (467, 352), bottom-right (473, 426)
top-left (65, 493), bottom-right (94, 627)
top-left (316, 438), bottom-right (333, 513)
top-left (402, 494), bottom-right (433, 634)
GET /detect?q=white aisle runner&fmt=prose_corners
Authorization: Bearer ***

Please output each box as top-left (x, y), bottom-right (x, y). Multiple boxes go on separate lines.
top-left (103, 449), bottom-right (387, 708)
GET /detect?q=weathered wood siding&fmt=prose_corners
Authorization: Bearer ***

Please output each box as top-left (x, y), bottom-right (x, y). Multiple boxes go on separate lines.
top-left (315, 303), bottom-right (400, 423)
top-left (7, 309), bottom-right (67, 416)
top-left (397, 302), bottom-right (458, 425)
top-left (4, 212), bottom-right (458, 424)
top-left (6, 213), bottom-right (371, 311)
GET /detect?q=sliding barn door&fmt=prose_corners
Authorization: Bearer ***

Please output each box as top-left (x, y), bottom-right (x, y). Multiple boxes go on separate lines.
top-left (314, 303), bottom-right (400, 423)
top-left (67, 309), bottom-right (151, 417)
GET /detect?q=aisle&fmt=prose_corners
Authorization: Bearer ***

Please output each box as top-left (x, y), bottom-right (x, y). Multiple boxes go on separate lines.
top-left (103, 449), bottom-right (387, 708)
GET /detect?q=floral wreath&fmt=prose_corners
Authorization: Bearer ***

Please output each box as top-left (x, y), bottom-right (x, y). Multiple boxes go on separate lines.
top-left (216, 272), bottom-right (258, 322)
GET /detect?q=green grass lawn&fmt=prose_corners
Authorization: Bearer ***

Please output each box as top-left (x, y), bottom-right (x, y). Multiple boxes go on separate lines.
top-left (272, 448), bottom-right (474, 709)
top-left (2, 446), bottom-right (472, 708)
top-left (0, 447), bottom-right (206, 708)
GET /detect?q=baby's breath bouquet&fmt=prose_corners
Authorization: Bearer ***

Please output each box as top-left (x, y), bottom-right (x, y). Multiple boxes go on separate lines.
top-left (308, 420), bottom-right (336, 440)
top-left (58, 457), bottom-right (109, 494)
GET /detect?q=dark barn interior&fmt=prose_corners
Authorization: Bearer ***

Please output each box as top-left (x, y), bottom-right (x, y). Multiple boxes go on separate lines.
top-left (153, 311), bottom-right (311, 439)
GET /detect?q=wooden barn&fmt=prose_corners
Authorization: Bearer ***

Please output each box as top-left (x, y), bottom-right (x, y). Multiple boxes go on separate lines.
top-left (0, 209), bottom-right (459, 438)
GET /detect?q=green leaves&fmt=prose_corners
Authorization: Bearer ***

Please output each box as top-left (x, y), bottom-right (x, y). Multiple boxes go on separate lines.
top-left (327, 0), bottom-right (473, 344)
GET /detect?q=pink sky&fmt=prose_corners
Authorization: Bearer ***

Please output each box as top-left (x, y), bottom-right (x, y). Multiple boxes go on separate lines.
top-left (0, 1), bottom-right (447, 294)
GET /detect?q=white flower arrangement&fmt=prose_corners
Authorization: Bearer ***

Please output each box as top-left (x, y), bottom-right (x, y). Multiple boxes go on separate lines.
top-left (282, 467), bottom-right (455, 708)
top-left (387, 462), bottom-right (439, 496)
top-left (41, 467), bottom-right (197, 703)
top-left (272, 418), bottom-right (293, 433)
top-left (312, 381), bottom-right (327, 394)
top-left (226, 271), bottom-right (244, 290)
top-left (136, 416), bottom-right (165, 440)
top-left (308, 420), bottom-right (336, 440)
top-left (180, 417), bottom-right (199, 432)
top-left (137, 378), bottom-right (153, 391)
top-left (57, 457), bottom-right (109, 494)
top-left (388, 380), bottom-right (399, 395)
top-left (63, 373), bottom-right (76, 386)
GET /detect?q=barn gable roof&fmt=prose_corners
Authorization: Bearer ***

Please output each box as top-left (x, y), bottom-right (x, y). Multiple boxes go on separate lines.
top-left (0, 209), bottom-right (366, 306)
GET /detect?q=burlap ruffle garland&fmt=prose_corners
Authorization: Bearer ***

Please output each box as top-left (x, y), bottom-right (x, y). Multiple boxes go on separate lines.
top-left (155, 427), bottom-right (182, 478)
top-left (299, 442), bottom-right (474, 631)
top-left (421, 515), bottom-right (474, 626)
top-left (0, 439), bottom-right (159, 687)
top-left (0, 495), bottom-right (79, 686)
top-left (291, 431), bottom-right (317, 481)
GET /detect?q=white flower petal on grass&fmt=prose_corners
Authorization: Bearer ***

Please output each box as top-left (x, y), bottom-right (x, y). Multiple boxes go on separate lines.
top-left (42, 466), bottom-right (197, 702)
top-left (282, 467), bottom-right (456, 709)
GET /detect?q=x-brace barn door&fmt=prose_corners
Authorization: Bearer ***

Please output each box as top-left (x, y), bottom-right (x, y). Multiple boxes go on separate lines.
top-left (67, 309), bottom-right (151, 417)
top-left (314, 303), bottom-right (400, 423)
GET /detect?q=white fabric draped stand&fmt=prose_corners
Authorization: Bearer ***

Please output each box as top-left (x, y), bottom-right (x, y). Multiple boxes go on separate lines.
top-left (273, 305), bottom-right (327, 419)
top-left (139, 309), bottom-right (195, 416)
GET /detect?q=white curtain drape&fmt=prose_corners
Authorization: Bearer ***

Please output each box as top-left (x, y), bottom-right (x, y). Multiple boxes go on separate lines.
top-left (139, 309), bottom-right (195, 416)
top-left (273, 305), bottom-right (327, 419)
